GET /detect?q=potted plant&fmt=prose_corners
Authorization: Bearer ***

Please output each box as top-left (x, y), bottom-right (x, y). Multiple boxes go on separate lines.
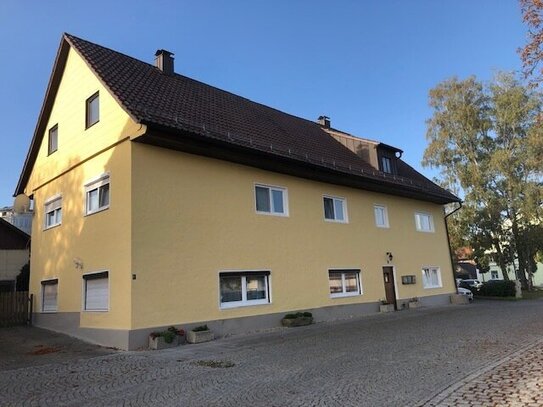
top-left (281, 312), bottom-right (313, 327)
top-left (149, 326), bottom-right (185, 350)
top-left (408, 297), bottom-right (420, 309)
top-left (379, 299), bottom-right (395, 313)
top-left (187, 325), bottom-right (214, 344)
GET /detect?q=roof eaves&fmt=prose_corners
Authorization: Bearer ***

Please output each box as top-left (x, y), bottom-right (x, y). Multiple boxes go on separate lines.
top-left (14, 34), bottom-right (70, 196)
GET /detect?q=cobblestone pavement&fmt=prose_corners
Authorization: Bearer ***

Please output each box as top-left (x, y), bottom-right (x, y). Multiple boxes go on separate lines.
top-left (423, 339), bottom-right (543, 406)
top-left (1, 299), bottom-right (543, 406)
top-left (0, 326), bottom-right (115, 371)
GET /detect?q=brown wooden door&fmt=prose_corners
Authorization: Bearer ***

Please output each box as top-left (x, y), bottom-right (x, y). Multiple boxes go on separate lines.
top-left (382, 267), bottom-right (396, 308)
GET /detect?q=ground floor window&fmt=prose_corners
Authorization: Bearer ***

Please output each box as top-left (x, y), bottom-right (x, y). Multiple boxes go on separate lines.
top-left (328, 269), bottom-right (361, 298)
top-left (83, 271), bottom-right (109, 311)
top-left (41, 279), bottom-right (58, 312)
top-left (491, 270), bottom-right (499, 280)
top-left (220, 271), bottom-right (270, 308)
top-left (422, 267), bottom-right (442, 289)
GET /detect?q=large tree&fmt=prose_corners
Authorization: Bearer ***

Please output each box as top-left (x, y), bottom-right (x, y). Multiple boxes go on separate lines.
top-left (424, 73), bottom-right (543, 289)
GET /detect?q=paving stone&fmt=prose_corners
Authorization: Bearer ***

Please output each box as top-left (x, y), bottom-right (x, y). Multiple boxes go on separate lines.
top-left (1, 299), bottom-right (543, 406)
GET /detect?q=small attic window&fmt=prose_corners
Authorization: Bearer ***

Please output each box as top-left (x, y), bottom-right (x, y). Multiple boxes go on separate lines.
top-left (381, 156), bottom-right (392, 174)
top-left (86, 92), bottom-right (100, 128)
top-left (48, 125), bottom-right (58, 155)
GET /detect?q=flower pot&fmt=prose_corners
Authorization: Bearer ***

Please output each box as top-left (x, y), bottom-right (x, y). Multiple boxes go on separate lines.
top-left (148, 335), bottom-right (179, 350)
top-left (187, 329), bottom-right (214, 344)
top-left (281, 316), bottom-right (313, 327)
top-left (379, 303), bottom-right (395, 313)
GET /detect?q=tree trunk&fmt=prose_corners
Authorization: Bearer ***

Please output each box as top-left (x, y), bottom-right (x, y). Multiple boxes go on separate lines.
top-left (511, 218), bottom-right (530, 290)
top-left (494, 241), bottom-right (510, 281)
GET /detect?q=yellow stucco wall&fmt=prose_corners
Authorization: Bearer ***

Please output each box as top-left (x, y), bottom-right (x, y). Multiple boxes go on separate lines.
top-left (26, 48), bottom-right (140, 329)
top-left (131, 143), bottom-right (455, 329)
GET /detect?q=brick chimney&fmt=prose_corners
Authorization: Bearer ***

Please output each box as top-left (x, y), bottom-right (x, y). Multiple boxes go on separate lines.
top-left (154, 49), bottom-right (174, 75)
top-left (317, 115), bottom-right (331, 129)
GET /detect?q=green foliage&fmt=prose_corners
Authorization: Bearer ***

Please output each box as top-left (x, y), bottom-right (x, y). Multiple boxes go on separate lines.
top-left (16, 262), bottom-right (30, 292)
top-left (424, 73), bottom-right (543, 290)
top-left (478, 281), bottom-right (517, 297)
top-left (302, 312), bottom-right (312, 317)
top-left (192, 325), bottom-right (209, 332)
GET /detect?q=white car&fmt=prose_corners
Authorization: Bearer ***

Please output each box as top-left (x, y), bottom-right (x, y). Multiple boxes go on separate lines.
top-left (457, 287), bottom-right (474, 301)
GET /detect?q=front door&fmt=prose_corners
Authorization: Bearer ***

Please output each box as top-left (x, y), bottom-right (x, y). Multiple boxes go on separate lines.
top-left (382, 267), bottom-right (396, 308)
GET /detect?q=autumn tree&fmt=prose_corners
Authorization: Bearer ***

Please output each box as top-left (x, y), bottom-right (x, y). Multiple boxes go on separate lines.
top-left (519, 0), bottom-right (543, 87)
top-left (424, 73), bottom-right (543, 289)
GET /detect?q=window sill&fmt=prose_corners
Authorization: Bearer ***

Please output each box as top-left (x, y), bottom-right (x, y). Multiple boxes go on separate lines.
top-left (423, 286), bottom-right (442, 289)
top-left (220, 301), bottom-right (271, 310)
top-left (40, 310), bottom-right (57, 314)
top-left (82, 309), bottom-right (109, 313)
top-left (376, 224), bottom-right (390, 229)
top-left (416, 229), bottom-right (435, 233)
top-left (330, 292), bottom-right (361, 298)
top-left (84, 206), bottom-right (110, 217)
top-left (256, 211), bottom-right (289, 218)
top-left (324, 219), bottom-right (349, 224)
top-left (43, 223), bottom-right (61, 231)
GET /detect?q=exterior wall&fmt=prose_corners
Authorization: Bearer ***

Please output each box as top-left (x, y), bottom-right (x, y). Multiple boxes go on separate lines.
top-left (26, 48), bottom-right (140, 335)
top-left (131, 143), bottom-right (456, 331)
top-left (0, 249), bottom-right (28, 282)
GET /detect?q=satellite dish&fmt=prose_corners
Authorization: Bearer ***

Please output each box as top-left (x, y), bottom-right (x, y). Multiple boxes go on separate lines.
top-left (13, 194), bottom-right (30, 214)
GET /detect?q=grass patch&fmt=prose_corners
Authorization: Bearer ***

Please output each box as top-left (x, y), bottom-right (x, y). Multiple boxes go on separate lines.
top-left (193, 360), bottom-right (235, 369)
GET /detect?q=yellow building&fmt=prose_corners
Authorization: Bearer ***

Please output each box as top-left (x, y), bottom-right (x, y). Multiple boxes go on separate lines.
top-left (16, 34), bottom-right (460, 350)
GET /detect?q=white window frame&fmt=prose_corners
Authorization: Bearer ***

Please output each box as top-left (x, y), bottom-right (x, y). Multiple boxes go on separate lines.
top-left (84, 173), bottom-right (110, 215)
top-left (323, 195), bottom-right (348, 223)
top-left (415, 212), bottom-right (435, 233)
top-left (374, 204), bottom-right (389, 228)
top-left (328, 269), bottom-right (362, 298)
top-left (422, 266), bottom-right (442, 289)
top-left (219, 271), bottom-right (271, 309)
top-left (44, 194), bottom-right (62, 230)
top-left (491, 270), bottom-right (499, 280)
top-left (82, 271), bottom-right (109, 312)
top-left (254, 184), bottom-right (288, 217)
top-left (41, 279), bottom-right (58, 313)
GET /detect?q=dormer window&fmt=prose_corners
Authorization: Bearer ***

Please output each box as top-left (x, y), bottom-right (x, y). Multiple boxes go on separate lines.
top-left (381, 157), bottom-right (392, 174)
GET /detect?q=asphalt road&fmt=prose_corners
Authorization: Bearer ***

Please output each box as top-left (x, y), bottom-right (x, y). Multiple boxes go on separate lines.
top-left (1, 298), bottom-right (542, 406)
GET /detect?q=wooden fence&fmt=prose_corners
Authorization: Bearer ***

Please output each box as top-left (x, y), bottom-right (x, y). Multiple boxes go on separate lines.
top-left (0, 292), bottom-right (32, 327)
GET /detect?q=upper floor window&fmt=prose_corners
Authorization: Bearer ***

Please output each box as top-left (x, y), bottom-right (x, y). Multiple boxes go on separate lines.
top-left (85, 174), bottom-right (110, 215)
top-left (422, 267), bottom-right (442, 289)
top-left (255, 184), bottom-right (288, 216)
top-left (219, 271), bottom-right (270, 309)
top-left (374, 205), bottom-right (389, 228)
top-left (86, 92), bottom-right (100, 128)
top-left (323, 196), bottom-right (347, 223)
top-left (415, 212), bottom-right (434, 232)
top-left (381, 156), bottom-right (392, 174)
top-left (44, 195), bottom-right (62, 229)
top-left (48, 125), bottom-right (58, 155)
top-left (329, 269), bottom-right (362, 298)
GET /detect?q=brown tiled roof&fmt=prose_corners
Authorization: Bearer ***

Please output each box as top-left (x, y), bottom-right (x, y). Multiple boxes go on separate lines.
top-left (16, 33), bottom-right (459, 204)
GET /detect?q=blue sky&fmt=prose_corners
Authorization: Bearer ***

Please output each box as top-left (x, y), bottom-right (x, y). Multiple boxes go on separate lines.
top-left (0, 0), bottom-right (526, 207)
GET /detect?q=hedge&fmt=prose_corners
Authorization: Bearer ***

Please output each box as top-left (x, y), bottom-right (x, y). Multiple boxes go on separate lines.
top-left (477, 281), bottom-right (516, 297)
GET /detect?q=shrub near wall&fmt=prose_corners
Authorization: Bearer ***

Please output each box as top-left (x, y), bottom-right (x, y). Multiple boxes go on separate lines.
top-left (478, 281), bottom-right (516, 297)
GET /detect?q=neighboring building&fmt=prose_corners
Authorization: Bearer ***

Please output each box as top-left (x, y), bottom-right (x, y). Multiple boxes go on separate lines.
top-left (479, 261), bottom-right (543, 287)
top-left (0, 218), bottom-right (30, 292)
top-left (15, 34), bottom-right (460, 350)
top-left (0, 206), bottom-right (33, 235)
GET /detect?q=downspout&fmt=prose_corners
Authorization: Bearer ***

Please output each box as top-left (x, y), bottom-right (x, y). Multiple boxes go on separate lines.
top-left (444, 201), bottom-right (463, 293)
